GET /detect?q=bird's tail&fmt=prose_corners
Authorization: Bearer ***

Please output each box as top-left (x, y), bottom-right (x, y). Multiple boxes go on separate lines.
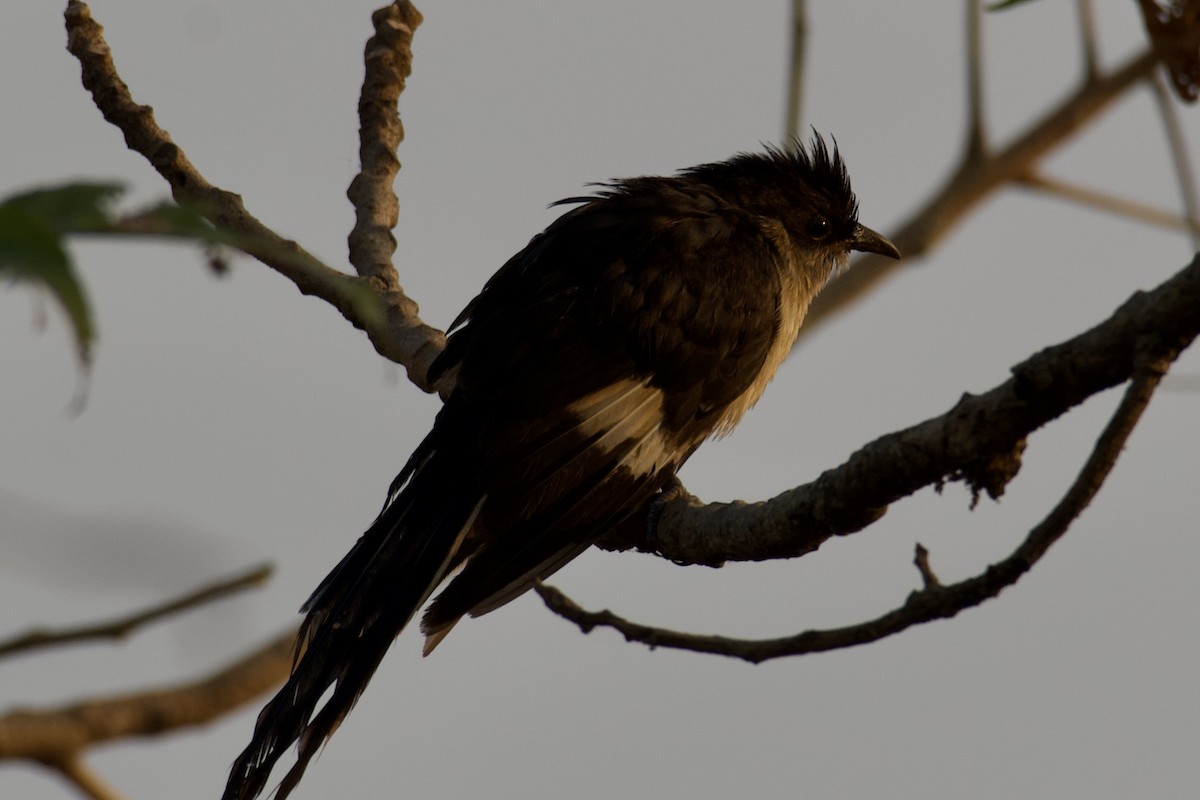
top-left (222, 423), bottom-right (483, 800)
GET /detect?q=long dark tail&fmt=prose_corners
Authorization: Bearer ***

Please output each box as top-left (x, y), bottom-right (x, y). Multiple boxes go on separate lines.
top-left (222, 421), bottom-right (483, 800)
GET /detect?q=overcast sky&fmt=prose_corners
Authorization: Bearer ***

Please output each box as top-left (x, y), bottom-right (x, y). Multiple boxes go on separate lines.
top-left (2, 2), bottom-right (1198, 799)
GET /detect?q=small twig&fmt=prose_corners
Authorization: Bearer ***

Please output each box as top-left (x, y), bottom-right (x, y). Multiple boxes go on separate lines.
top-left (783, 0), bottom-right (808, 144)
top-left (1149, 71), bottom-right (1200, 249)
top-left (1076, 0), bottom-right (1100, 82)
top-left (546, 363), bottom-right (1167, 663)
top-left (0, 564), bottom-right (272, 660)
top-left (964, 0), bottom-right (989, 164)
top-left (1018, 171), bottom-right (1200, 234)
top-left (913, 544), bottom-right (941, 589)
top-left (52, 757), bottom-right (126, 800)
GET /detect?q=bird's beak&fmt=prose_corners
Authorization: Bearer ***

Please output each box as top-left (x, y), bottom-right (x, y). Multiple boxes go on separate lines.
top-left (850, 223), bottom-right (901, 259)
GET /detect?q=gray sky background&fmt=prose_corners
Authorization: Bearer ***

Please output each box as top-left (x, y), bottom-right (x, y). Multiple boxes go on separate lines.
top-left (2, 2), bottom-right (1198, 799)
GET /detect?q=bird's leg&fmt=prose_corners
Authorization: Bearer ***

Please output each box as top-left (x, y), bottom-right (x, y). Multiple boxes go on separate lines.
top-left (646, 476), bottom-right (688, 546)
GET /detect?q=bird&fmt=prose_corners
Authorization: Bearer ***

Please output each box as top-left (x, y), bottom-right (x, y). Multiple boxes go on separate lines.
top-left (222, 136), bottom-right (899, 800)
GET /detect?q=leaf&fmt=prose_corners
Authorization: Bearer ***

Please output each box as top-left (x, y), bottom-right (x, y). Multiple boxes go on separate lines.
top-left (0, 203), bottom-right (95, 368)
top-left (3, 182), bottom-right (125, 234)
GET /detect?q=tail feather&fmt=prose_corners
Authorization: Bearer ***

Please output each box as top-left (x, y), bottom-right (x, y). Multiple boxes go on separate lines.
top-left (222, 431), bottom-right (483, 800)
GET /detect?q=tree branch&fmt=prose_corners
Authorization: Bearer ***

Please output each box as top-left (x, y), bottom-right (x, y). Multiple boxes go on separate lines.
top-left (63, 1), bottom-right (446, 390)
top-left (545, 358), bottom-right (1168, 662)
top-left (799, 47), bottom-right (1159, 338)
top-left (0, 564), bottom-right (272, 660)
top-left (346, 2), bottom-right (450, 394)
top-left (0, 629), bottom-right (295, 764)
top-left (602, 254), bottom-right (1200, 565)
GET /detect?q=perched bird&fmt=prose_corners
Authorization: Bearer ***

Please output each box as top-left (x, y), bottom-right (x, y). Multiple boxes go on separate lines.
top-left (223, 136), bottom-right (899, 800)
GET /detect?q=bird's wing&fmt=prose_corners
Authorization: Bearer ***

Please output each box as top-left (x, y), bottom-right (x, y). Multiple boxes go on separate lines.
top-left (420, 184), bottom-right (785, 643)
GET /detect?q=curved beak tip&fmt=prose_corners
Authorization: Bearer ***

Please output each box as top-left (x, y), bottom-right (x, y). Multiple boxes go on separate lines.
top-left (851, 224), bottom-right (901, 260)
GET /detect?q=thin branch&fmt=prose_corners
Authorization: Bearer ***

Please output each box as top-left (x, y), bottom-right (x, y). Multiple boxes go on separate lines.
top-left (964, 0), bottom-right (988, 164)
top-left (1076, 0), bottom-right (1100, 82)
top-left (783, 0), bottom-right (808, 145)
top-left (1149, 71), bottom-right (1200, 249)
top-left (913, 544), bottom-right (940, 589)
top-left (63, 1), bottom-right (446, 391)
top-left (52, 757), bottom-right (126, 800)
top-left (799, 48), bottom-right (1159, 339)
top-left (0, 564), bottom-right (272, 660)
top-left (1018, 171), bottom-right (1200, 233)
top-left (0, 629), bottom-right (296, 764)
top-left (602, 254), bottom-right (1200, 565)
top-left (547, 362), bottom-right (1167, 662)
top-left (346, 2), bottom-right (450, 394)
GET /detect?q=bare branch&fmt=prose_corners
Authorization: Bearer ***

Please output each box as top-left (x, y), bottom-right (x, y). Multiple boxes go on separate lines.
top-left (1150, 72), bottom-right (1200, 249)
top-left (0, 564), bottom-right (272, 661)
top-left (52, 757), bottom-right (126, 800)
top-left (913, 544), bottom-right (940, 589)
top-left (783, 0), bottom-right (808, 144)
top-left (1018, 171), bottom-right (1200, 233)
top-left (0, 629), bottom-right (295, 764)
top-left (603, 254), bottom-right (1200, 565)
top-left (346, 2), bottom-right (450, 394)
top-left (548, 361), bottom-right (1167, 662)
top-left (964, 0), bottom-right (988, 164)
top-left (1076, 0), bottom-right (1100, 82)
top-left (799, 48), bottom-right (1158, 338)
top-left (63, 1), bottom-right (446, 390)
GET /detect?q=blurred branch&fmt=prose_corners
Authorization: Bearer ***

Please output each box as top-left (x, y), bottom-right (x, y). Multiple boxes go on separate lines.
top-left (965, 0), bottom-right (988, 163)
top-left (1150, 72), bottom-right (1200, 248)
top-left (0, 564), bottom-right (272, 661)
top-left (1076, 0), bottom-right (1100, 81)
top-left (63, 1), bottom-right (447, 392)
top-left (551, 361), bottom-right (1167, 661)
top-left (783, 0), bottom-right (808, 144)
top-left (603, 254), bottom-right (1200, 564)
top-left (52, 757), bottom-right (125, 800)
top-left (799, 48), bottom-right (1159, 339)
top-left (0, 629), bottom-right (296, 781)
top-left (1017, 171), bottom-right (1200, 233)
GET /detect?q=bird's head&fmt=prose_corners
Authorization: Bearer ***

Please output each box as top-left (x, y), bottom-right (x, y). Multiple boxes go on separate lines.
top-left (683, 136), bottom-right (900, 278)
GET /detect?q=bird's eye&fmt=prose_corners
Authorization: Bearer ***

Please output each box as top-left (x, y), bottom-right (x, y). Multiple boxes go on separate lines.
top-left (806, 217), bottom-right (831, 241)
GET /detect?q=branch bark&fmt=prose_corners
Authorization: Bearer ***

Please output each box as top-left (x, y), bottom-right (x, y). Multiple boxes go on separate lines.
top-left (602, 254), bottom-right (1200, 565)
top-left (544, 358), bottom-right (1170, 662)
top-left (63, 0), bottom-right (446, 390)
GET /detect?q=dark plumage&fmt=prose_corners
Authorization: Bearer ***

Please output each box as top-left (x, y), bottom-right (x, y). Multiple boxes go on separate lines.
top-left (222, 136), bottom-right (898, 800)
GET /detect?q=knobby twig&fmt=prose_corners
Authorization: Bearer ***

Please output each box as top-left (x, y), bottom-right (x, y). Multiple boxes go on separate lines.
top-left (543, 360), bottom-right (1169, 662)
top-left (63, 1), bottom-right (446, 391)
top-left (0, 564), bottom-right (272, 660)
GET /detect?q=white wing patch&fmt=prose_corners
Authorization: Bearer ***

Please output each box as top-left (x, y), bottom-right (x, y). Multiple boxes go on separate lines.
top-left (567, 378), bottom-right (678, 477)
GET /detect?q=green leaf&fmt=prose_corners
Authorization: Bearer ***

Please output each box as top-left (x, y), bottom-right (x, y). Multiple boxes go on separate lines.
top-left (3, 182), bottom-right (125, 234)
top-left (0, 203), bottom-right (94, 368)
